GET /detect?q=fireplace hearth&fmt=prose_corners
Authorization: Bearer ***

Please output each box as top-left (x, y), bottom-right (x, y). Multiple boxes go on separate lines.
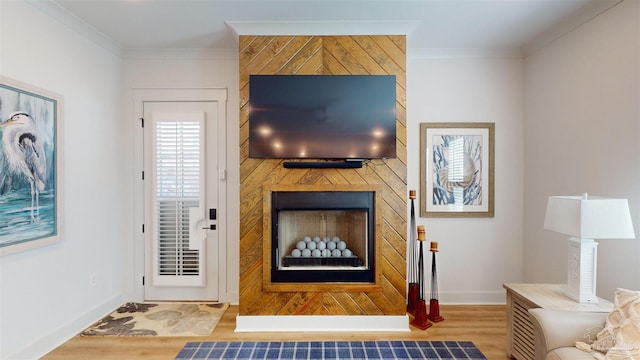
top-left (269, 190), bottom-right (376, 284)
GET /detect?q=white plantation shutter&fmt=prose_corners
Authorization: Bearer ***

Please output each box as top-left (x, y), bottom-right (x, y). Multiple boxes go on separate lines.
top-left (150, 112), bottom-right (206, 287)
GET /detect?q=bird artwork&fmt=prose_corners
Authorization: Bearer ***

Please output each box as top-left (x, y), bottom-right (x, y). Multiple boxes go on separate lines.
top-left (1, 112), bottom-right (47, 222)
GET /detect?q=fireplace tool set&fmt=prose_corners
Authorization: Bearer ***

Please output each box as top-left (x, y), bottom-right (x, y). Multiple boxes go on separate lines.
top-left (407, 190), bottom-right (444, 330)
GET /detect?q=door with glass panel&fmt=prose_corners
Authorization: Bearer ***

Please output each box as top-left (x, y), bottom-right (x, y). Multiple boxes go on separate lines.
top-left (143, 101), bottom-right (219, 301)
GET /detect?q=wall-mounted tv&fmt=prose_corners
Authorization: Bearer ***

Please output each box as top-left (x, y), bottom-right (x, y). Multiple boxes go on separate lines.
top-left (249, 74), bottom-right (396, 160)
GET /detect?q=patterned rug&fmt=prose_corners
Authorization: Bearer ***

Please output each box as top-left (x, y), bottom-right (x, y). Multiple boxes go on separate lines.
top-left (82, 302), bottom-right (228, 337)
top-left (174, 340), bottom-right (487, 360)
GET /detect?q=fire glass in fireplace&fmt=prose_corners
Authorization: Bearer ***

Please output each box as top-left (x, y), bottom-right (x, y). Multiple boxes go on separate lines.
top-left (270, 191), bottom-right (375, 283)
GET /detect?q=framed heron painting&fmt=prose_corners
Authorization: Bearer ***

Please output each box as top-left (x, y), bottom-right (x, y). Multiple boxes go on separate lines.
top-left (0, 77), bottom-right (64, 255)
top-left (420, 122), bottom-right (494, 218)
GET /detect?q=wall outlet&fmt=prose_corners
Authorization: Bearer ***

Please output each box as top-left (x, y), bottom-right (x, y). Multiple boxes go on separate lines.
top-left (89, 273), bottom-right (97, 287)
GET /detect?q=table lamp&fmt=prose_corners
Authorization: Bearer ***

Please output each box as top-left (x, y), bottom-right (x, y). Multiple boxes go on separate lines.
top-left (543, 194), bottom-right (635, 303)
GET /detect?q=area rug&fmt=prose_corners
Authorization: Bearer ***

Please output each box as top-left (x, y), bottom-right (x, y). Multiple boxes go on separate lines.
top-left (81, 302), bottom-right (228, 337)
top-left (174, 340), bottom-right (487, 360)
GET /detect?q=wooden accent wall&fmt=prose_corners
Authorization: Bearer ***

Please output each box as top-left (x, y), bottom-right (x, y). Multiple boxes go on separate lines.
top-left (239, 35), bottom-right (407, 316)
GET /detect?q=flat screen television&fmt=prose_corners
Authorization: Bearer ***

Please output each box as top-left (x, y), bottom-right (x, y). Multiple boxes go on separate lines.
top-left (248, 74), bottom-right (396, 160)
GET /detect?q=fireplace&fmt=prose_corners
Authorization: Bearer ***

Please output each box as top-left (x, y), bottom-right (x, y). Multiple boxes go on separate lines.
top-left (268, 190), bottom-right (376, 284)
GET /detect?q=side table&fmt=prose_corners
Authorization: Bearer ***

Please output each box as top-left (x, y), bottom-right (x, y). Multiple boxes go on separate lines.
top-left (503, 283), bottom-right (613, 360)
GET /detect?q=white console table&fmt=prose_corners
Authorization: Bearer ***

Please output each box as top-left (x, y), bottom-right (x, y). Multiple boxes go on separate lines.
top-left (503, 283), bottom-right (613, 360)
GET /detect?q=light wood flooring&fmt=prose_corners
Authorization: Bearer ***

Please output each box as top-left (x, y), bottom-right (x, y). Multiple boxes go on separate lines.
top-left (42, 305), bottom-right (509, 360)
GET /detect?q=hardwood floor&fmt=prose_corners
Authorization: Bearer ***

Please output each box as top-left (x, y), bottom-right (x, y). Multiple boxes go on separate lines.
top-left (42, 305), bottom-right (510, 360)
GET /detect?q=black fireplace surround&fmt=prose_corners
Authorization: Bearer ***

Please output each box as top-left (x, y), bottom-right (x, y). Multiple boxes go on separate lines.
top-left (270, 191), bottom-right (375, 283)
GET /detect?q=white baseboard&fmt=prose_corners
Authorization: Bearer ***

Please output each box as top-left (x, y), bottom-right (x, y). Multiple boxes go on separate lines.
top-left (235, 314), bottom-right (410, 332)
top-left (7, 295), bottom-right (123, 360)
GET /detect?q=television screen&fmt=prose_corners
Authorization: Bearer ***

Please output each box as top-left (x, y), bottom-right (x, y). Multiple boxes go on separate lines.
top-left (249, 75), bottom-right (396, 159)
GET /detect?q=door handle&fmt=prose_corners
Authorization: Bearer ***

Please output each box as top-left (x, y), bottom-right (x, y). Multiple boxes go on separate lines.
top-left (205, 209), bottom-right (217, 230)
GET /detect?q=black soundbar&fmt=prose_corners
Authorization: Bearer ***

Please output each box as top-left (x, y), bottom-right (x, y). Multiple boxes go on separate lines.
top-left (283, 160), bottom-right (363, 169)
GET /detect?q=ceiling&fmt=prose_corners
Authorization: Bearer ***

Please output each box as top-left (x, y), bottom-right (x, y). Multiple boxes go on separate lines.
top-left (42, 0), bottom-right (619, 52)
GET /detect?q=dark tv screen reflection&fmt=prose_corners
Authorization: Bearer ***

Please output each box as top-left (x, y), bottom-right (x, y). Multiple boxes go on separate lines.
top-left (249, 75), bottom-right (396, 160)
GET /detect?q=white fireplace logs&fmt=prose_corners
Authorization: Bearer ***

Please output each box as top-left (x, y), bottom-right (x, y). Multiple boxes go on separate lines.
top-left (290, 236), bottom-right (353, 258)
top-left (283, 235), bottom-right (362, 267)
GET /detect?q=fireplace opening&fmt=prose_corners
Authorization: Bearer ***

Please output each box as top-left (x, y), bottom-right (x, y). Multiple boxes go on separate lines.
top-left (270, 191), bottom-right (375, 283)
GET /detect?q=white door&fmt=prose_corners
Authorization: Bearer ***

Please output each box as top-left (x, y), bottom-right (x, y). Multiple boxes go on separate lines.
top-left (139, 92), bottom-right (226, 301)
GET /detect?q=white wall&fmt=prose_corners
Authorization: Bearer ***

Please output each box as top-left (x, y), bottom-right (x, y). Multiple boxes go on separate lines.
top-left (523, 0), bottom-right (640, 300)
top-left (0, 2), bottom-right (124, 359)
top-left (120, 49), bottom-right (240, 303)
top-left (407, 51), bottom-right (525, 303)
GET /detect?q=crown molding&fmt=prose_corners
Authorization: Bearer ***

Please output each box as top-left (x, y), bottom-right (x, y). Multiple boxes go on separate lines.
top-left (26, 0), bottom-right (122, 56)
top-left (524, 0), bottom-right (623, 55)
top-left (225, 20), bottom-right (420, 38)
top-left (409, 47), bottom-right (523, 60)
top-left (123, 48), bottom-right (238, 61)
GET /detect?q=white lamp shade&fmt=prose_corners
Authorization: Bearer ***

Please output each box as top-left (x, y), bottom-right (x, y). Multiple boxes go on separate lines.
top-left (544, 195), bottom-right (635, 239)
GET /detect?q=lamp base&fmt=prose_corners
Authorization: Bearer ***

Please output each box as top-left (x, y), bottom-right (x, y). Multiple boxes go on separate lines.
top-left (564, 286), bottom-right (599, 303)
top-left (565, 237), bottom-right (599, 303)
